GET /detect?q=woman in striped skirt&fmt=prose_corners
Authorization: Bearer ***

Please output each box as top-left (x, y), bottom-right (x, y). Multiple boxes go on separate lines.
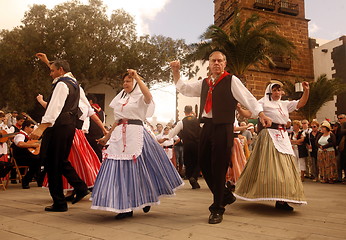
top-left (91, 69), bottom-right (184, 219)
top-left (234, 81), bottom-right (309, 211)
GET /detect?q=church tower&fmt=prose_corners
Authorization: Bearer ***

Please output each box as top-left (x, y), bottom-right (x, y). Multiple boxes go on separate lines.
top-left (214, 0), bottom-right (314, 98)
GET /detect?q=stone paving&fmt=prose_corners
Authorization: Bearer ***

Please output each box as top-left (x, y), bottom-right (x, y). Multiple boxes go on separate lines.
top-left (0, 179), bottom-right (345, 240)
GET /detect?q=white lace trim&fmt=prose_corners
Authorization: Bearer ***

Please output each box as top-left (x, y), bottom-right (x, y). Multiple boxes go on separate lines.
top-left (233, 193), bottom-right (307, 205)
top-left (106, 124), bottom-right (143, 160)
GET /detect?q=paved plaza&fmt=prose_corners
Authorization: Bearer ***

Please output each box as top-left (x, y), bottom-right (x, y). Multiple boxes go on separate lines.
top-left (0, 179), bottom-right (345, 240)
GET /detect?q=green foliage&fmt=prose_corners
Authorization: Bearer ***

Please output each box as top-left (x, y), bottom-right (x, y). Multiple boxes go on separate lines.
top-left (282, 74), bottom-right (346, 121)
top-left (188, 11), bottom-right (296, 77)
top-left (0, 0), bottom-right (189, 112)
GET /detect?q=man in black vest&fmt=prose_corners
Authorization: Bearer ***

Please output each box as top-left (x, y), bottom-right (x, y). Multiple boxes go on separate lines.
top-left (31, 59), bottom-right (88, 212)
top-left (169, 105), bottom-right (201, 189)
top-left (170, 51), bottom-right (272, 224)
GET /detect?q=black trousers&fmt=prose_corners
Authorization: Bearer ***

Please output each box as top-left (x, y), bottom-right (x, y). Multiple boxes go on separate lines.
top-left (41, 124), bottom-right (87, 207)
top-left (199, 122), bottom-right (233, 214)
top-left (183, 142), bottom-right (199, 180)
top-left (15, 154), bottom-right (41, 185)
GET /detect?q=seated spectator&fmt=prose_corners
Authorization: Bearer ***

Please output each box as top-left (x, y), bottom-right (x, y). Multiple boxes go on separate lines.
top-left (0, 158), bottom-right (13, 178)
top-left (11, 120), bottom-right (42, 189)
top-left (6, 111), bottom-right (18, 128)
top-left (10, 114), bottom-right (26, 133)
top-left (0, 111), bottom-right (13, 162)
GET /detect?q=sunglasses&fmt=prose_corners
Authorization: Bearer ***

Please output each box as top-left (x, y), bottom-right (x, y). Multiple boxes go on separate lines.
top-left (29, 126), bottom-right (35, 129)
top-left (338, 117), bottom-right (344, 120)
top-left (312, 126), bottom-right (317, 128)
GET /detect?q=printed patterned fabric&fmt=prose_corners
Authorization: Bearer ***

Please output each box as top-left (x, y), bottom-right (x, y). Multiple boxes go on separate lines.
top-left (317, 150), bottom-right (337, 181)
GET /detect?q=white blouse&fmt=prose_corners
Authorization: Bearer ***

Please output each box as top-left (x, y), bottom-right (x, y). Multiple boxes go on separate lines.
top-left (106, 91), bottom-right (155, 160)
top-left (259, 99), bottom-right (299, 156)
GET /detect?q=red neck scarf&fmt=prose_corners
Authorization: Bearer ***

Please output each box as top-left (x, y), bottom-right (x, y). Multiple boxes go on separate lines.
top-left (204, 71), bottom-right (230, 113)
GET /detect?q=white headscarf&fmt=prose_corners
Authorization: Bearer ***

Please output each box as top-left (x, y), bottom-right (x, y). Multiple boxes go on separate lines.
top-left (259, 82), bottom-right (284, 110)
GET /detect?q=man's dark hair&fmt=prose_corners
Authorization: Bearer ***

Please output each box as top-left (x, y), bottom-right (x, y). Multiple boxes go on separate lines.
top-left (52, 60), bottom-right (71, 73)
top-left (87, 94), bottom-right (97, 104)
top-left (22, 120), bottom-right (35, 129)
top-left (184, 105), bottom-right (193, 114)
top-left (16, 114), bottom-right (26, 121)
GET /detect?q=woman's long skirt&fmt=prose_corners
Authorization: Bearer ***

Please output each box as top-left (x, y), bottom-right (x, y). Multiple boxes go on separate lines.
top-left (234, 129), bottom-right (307, 204)
top-left (91, 130), bottom-right (184, 213)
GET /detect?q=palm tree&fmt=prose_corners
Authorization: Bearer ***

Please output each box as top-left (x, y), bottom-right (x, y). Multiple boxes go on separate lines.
top-left (189, 11), bottom-right (296, 78)
top-left (282, 74), bottom-right (346, 121)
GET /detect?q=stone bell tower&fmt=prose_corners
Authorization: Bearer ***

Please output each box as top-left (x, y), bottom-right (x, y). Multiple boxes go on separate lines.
top-left (214, 0), bottom-right (314, 99)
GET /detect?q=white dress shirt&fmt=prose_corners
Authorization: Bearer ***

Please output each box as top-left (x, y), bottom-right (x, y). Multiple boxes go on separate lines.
top-left (175, 75), bottom-right (263, 118)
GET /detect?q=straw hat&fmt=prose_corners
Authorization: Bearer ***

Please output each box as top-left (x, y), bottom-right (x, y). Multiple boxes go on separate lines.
top-left (320, 121), bottom-right (331, 130)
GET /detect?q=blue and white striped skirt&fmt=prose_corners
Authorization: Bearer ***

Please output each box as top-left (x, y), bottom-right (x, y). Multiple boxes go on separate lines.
top-left (91, 130), bottom-right (184, 213)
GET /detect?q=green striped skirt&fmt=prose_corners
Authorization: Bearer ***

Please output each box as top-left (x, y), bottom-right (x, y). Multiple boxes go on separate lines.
top-left (234, 129), bottom-right (307, 204)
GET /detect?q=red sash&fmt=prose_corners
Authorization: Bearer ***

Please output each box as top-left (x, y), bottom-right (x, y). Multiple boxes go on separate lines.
top-left (204, 71), bottom-right (230, 113)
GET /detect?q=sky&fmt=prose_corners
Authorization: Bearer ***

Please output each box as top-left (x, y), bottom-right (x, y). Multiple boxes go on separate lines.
top-left (0, 0), bottom-right (345, 123)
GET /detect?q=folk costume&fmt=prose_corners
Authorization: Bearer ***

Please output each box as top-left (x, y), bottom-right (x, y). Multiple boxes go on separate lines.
top-left (91, 81), bottom-right (183, 214)
top-left (40, 73), bottom-right (88, 209)
top-left (12, 130), bottom-right (42, 188)
top-left (42, 74), bottom-right (101, 191)
top-left (176, 72), bottom-right (263, 217)
top-left (234, 83), bottom-right (307, 205)
top-left (0, 122), bottom-right (12, 181)
top-left (169, 114), bottom-right (201, 189)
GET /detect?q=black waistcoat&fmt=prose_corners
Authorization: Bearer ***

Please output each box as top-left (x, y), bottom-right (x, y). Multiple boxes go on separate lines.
top-left (199, 74), bottom-right (237, 124)
top-left (46, 77), bottom-right (80, 127)
top-left (180, 116), bottom-right (201, 144)
top-left (11, 133), bottom-right (30, 160)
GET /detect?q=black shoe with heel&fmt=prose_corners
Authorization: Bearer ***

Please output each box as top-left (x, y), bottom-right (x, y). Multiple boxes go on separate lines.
top-left (115, 211), bottom-right (133, 220)
top-left (143, 206), bottom-right (151, 213)
top-left (45, 205), bottom-right (68, 212)
top-left (275, 201), bottom-right (294, 211)
top-left (72, 190), bottom-right (90, 204)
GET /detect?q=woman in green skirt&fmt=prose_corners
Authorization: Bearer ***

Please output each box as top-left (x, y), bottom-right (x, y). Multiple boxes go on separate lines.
top-left (234, 81), bottom-right (309, 210)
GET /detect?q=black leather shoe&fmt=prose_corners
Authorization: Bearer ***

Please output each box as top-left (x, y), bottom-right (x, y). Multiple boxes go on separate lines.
top-left (72, 190), bottom-right (90, 204)
top-left (22, 184), bottom-right (30, 189)
top-left (222, 190), bottom-right (236, 207)
top-left (275, 201), bottom-right (294, 211)
top-left (45, 205), bottom-right (68, 212)
top-left (189, 177), bottom-right (201, 189)
top-left (115, 211), bottom-right (133, 220)
top-left (208, 212), bottom-right (223, 224)
top-left (143, 206), bottom-right (151, 213)
top-left (226, 181), bottom-right (235, 192)
top-left (65, 194), bottom-right (75, 202)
